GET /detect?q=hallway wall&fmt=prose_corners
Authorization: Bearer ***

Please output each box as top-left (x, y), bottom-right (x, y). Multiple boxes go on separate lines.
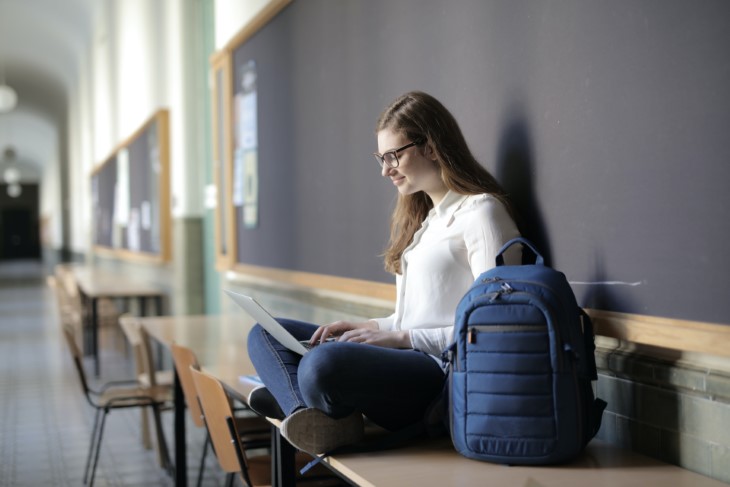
top-left (61, 0), bottom-right (271, 314)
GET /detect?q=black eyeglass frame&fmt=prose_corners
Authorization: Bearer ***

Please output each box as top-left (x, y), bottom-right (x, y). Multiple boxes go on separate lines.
top-left (373, 140), bottom-right (422, 169)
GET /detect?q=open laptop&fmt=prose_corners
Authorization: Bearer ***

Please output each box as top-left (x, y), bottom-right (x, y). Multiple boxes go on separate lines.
top-left (224, 289), bottom-right (326, 355)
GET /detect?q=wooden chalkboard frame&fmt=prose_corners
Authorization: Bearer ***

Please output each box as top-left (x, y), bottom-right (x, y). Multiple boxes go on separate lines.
top-left (90, 109), bottom-right (171, 263)
top-left (210, 49), bottom-right (234, 271)
top-left (209, 0), bottom-right (292, 272)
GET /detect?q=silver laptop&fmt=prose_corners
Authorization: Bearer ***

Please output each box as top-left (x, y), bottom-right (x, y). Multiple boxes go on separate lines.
top-left (224, 289), bottom-right (317, 355)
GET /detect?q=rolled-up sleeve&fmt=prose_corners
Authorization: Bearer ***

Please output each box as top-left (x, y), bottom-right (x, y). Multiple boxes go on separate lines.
top-left (372, 313), bottom-right (395, 331)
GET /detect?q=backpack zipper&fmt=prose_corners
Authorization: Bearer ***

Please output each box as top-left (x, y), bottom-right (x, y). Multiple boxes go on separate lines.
top-left (467, 324), bottom-right (547, 344)
top-left (475, 291), bottom-right (564, 371)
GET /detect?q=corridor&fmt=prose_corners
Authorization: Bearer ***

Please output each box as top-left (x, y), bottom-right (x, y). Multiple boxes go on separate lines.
top-left (0, 261), bottom-right (221, 486)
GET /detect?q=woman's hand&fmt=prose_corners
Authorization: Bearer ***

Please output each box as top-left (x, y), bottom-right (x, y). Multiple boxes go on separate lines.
top-left (310, 320), bottom-right (413, 349)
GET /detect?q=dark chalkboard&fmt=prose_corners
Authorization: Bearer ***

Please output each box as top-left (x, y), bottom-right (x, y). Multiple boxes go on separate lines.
top-left (91, 110), bottom-right (170, 261)
top-left (227, 0), bottom-right (730, 325)
top-left (91, 156), bottom-right (117, 248)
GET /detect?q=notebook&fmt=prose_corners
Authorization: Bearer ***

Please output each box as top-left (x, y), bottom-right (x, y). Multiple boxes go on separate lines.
top-left (224, 289), bottom-right (320, 355)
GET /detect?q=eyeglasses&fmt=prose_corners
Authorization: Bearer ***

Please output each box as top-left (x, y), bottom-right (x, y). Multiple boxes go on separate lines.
top-left (373, 141), bottom-right (421, 169)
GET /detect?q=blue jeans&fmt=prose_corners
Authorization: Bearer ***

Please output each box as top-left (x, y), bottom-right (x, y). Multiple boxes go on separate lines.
top-left (247, 318), bottom-right (446, 431)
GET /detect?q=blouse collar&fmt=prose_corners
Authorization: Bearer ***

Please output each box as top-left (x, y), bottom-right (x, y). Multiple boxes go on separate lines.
top-left (431, 190), bottom-right (470, 221)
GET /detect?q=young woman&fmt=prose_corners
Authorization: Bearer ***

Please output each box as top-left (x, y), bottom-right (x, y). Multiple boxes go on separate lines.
top-left (247, 91), bottom-right (521, 454)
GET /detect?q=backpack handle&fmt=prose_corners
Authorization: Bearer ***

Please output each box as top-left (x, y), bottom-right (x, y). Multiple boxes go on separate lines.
top-left (496, 237), bottom-right (544, 266)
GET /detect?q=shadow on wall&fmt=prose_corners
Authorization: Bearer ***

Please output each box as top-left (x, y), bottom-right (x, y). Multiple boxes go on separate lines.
top-left (494, 103), bottom-right (552, 266)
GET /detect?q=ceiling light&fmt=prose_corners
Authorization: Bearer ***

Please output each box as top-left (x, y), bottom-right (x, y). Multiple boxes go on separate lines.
top-left (0, 85), bottom-right (18, 113)
top-left (4, 166), bottom-right (20, 184)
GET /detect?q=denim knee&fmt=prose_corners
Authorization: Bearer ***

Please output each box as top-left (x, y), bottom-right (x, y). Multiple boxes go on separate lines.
top-left (247, 324), bottom-right (265, 353)
top-left (298, 345), bottom-right (353, 417)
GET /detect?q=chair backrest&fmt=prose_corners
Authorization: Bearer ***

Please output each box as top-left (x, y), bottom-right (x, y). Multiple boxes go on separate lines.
top-left (61, 324), bottom-right (93, 403)
top-left (55, 264), bottom-right (81, 303)
top-left (120, 315), bottom-right (158, 387)
top-left (170, 343), bottom-right (205, 428)
top-left (190, 368), bottom-right (251, 479)
top-left (47, 275), bottom-right (67, 319)
top-left (137, 325), bottom-right (158, 387)
top-left (47, 274), bottom-right (60, 302)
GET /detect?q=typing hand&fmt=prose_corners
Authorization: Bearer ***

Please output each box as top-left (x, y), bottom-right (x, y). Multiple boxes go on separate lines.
top-left (309, 320), bottom-right (378, 346)
top-left (337, 328), bottom-right (412, 349)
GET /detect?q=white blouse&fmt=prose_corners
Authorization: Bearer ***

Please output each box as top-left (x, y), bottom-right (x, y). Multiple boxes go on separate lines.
top-left (372, 190), bottom-right (521, 357)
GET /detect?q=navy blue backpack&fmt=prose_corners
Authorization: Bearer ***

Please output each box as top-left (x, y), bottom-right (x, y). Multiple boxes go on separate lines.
top-left (444, 237), bottom-right (606, 464)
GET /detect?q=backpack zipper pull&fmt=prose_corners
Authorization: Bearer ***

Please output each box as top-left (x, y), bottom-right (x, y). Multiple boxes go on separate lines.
top-left (468, 328), bottom-right (476, 344)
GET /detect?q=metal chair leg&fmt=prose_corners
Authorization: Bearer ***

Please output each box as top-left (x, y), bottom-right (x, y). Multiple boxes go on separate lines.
top-left (83, 409), bottom-right (102, 484)
top-left (141, 406), bottom-right (152, 449)
top-left (151, 404), bottom-right (172, 471)
top-left (196, 434), bottom-right (210, 487)
top-left (88, 408), bottom-right (109, 487)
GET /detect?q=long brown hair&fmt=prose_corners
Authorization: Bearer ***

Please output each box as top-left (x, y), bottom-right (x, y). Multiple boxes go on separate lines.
top-left (376, 91), bottom-right (514, 274)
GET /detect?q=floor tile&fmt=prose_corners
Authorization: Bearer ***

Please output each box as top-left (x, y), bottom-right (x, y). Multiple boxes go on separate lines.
top-left (0, 260), bottom-right (227, 486)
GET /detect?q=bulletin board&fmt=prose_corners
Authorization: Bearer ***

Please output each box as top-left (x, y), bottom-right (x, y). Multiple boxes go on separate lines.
top-left (213, 0), bottom-right (730, 329)
top-left (91, 109), bottom-right (171, 263)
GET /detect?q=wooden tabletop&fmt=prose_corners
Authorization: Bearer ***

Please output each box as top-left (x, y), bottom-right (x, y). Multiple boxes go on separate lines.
top-left (138, 313), bottom-right (256, 375)
top-left (73, 266), bottom-right (165, 298)
top-left (136, 313), bottom-right (728, 487)
top-left (315, 437), bottom-right (727, 487)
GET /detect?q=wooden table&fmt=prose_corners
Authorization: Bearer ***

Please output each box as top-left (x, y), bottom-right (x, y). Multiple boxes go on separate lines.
top-left (139, 314), bottom-right (728, 487)
top-left (74, 267), bottom-right (166, 376)
top-left (141, 314), bottom-right (254, 487)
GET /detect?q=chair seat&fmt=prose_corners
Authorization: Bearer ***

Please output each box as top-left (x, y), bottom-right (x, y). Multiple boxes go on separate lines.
top-left (98, 384), bottom-right (172, 408)
top-left (62, 324), bottom-right (173, 486)
top-left (138, 369), bottom-right (174, 388)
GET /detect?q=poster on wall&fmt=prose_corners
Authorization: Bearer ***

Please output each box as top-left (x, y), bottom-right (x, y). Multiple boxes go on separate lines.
top-left (234, 59), bottom-right (259, 228)
top-left (147, 125), bottom-right (161, 253)
top-left (113, 148), bottom-right (130, 248)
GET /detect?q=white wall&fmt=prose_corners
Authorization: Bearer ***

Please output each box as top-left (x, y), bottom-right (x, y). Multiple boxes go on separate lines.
top-left (67, 49), bottom-right (94, 254)
top-left (63, 0), bottom-right (279, 254)
top-left (70, 0), bottom-right (187, 254)
top-left (214, 0), bottom-right (272, 49)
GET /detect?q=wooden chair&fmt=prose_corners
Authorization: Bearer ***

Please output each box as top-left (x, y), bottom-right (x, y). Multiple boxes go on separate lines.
top-left (61, 325), bottom-right (173, 486)
top-left (119, 315), bottom-right (174, 466)
top-left (54, 264), bottom-right (123, 351)
top-left (171, 343), bottom-right (270, 487)
top-left (190, 368), bottom-right (344, 487)
top-left (47, 274), bottom-right (82, 330)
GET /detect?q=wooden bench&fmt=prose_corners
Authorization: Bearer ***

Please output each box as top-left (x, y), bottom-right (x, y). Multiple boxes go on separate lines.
top-left (141, 313), bottom-right (728, 487)
top-left (212, 367), bottom-right (728, 487)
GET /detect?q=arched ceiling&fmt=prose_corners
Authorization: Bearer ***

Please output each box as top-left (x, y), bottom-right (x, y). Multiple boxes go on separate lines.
top-left (0, 0), bottom-right (93, 174)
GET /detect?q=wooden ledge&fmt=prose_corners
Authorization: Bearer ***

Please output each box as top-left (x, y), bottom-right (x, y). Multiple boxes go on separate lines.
top-left (587, 308), bottom-right (730, 359)
top-left (227, 265), bottom-right (730, 358)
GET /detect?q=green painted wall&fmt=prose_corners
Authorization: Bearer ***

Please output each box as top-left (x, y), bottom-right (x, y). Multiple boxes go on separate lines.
top-left (201, 0), bottom-right (221, 314)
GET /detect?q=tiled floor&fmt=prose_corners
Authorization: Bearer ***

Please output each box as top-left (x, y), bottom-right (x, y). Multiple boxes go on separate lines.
top-left (0, 261), bottom-right (229, 486)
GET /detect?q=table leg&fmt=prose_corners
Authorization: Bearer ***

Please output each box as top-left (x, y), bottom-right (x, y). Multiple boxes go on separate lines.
top-left (154, 295), bottom-right (163, 316)
top-left (174, 368), bottom-right (187, 487)
top-left (272, 428), bottom-right (296, 487)
top-left (91, 297), bottom-right (100, 377)
top-left (80, 292), bottom-right (92, 356)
